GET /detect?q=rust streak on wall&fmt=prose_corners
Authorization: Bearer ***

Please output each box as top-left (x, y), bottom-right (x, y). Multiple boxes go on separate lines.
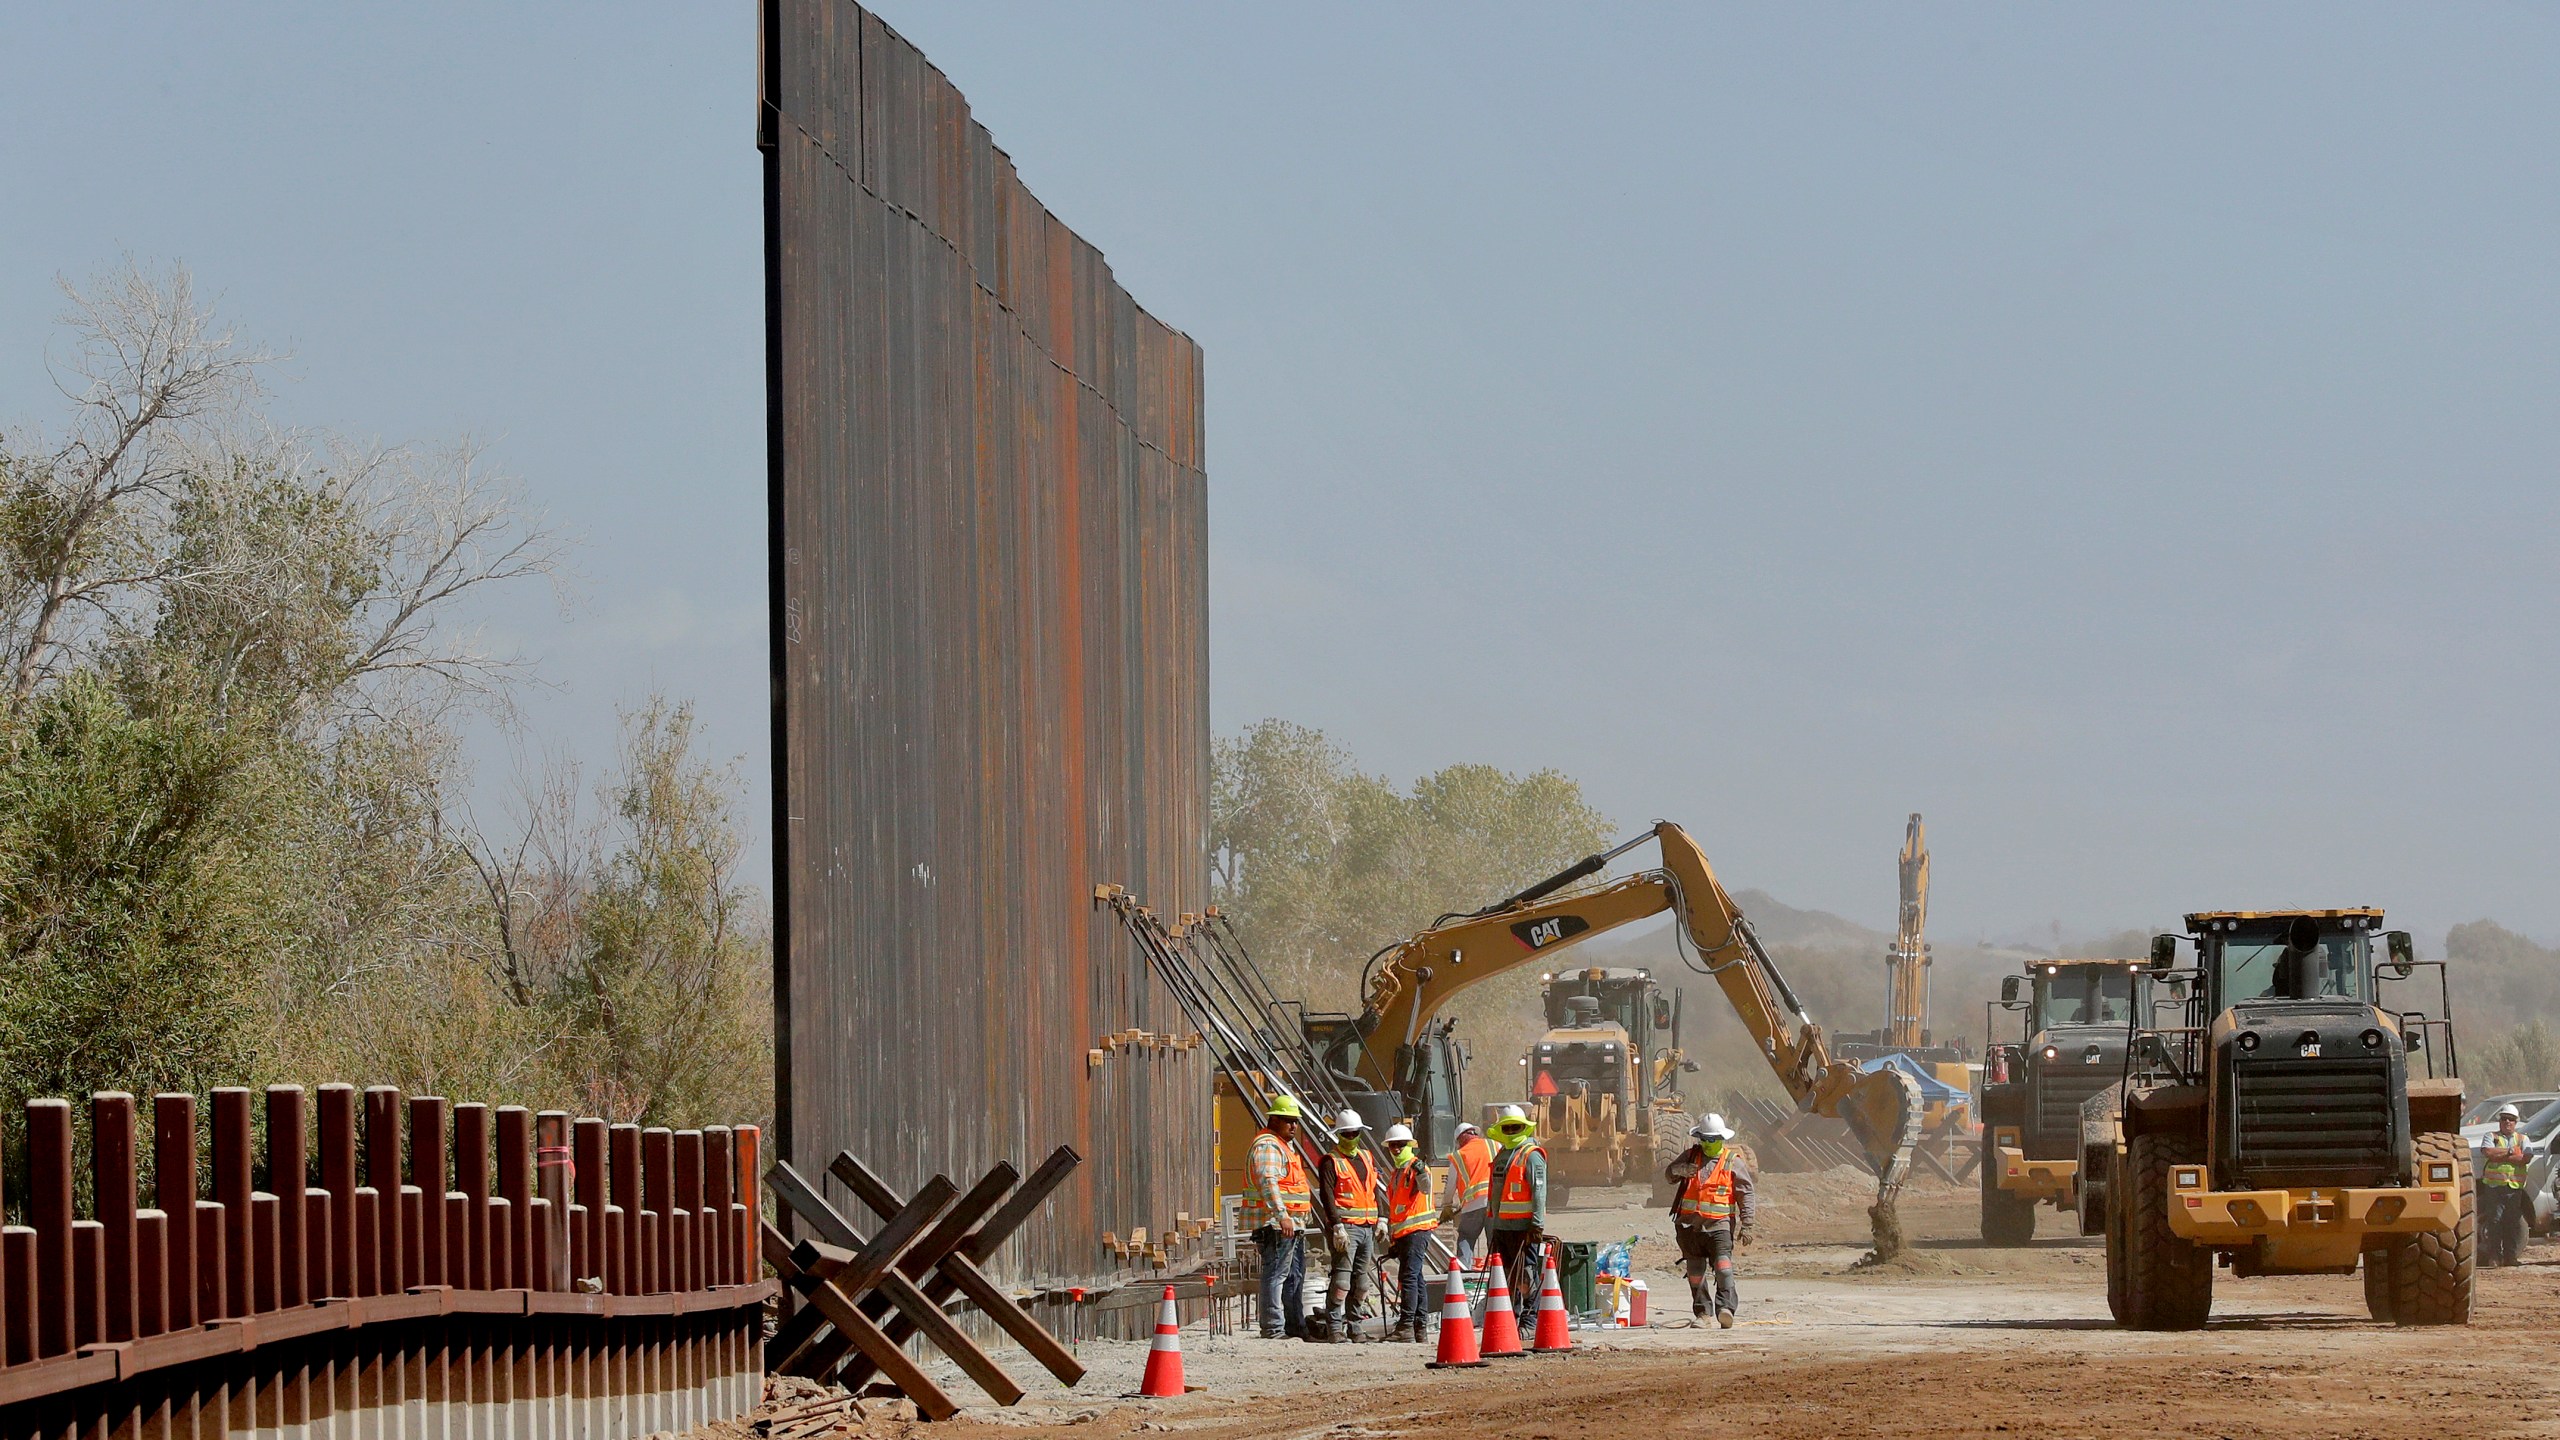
top-left (759, 0), bottom-right (1212, 1293)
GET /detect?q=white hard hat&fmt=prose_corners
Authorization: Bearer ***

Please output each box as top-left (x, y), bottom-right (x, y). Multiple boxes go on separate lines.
top-left (1690, 1112), bottom-right (1736, 1141)
top-left (1499, 1103), bottom-right (1529, 1126)
top-left (1334, 1108), bottom-right (1367, 1135)
top-left (1383, 1122), bottom-right (1415, 1145)
top-left (2498, 1103), bottom-right (2523, 1120)
top-left (1455, 1120), bottom-right (1482, 1136)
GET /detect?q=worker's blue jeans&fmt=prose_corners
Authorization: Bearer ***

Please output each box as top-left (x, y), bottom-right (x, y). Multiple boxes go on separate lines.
top-left (1391, 1232), bottom-right (1434, 1329)
top-left (1255, 1227), bottom-right (1304, 1337)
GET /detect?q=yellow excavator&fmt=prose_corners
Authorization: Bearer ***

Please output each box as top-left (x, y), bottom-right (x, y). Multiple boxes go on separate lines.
top-left (1323, 820), bottom-right (1930, 1241)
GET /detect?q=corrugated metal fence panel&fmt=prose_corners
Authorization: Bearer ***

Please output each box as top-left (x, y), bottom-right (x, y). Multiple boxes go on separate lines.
top-left (761, 0), bottom-right (1212, 1296)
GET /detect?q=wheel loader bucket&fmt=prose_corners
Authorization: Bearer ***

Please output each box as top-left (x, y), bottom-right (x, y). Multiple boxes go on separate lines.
top-left (1837, 1065), bottom-right (1928, 1190)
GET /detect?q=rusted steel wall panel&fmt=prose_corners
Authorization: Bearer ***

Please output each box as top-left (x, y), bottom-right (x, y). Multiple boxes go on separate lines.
top-left (0, 1089), bottom-right (768, 1434)
top-left (761, 0), bottom-right (1213, 1294)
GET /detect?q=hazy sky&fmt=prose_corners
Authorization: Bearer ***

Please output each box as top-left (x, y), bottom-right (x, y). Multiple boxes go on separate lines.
top-left (6, 5), bottom-right (2555, 947)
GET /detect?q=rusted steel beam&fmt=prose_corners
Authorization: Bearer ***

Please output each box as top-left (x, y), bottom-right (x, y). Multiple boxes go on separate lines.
top-left (829, 1149), bottom-right (1087, 1388)
top-left (4, 1087), bottom-right (771, 1438)
top-left (760, 1223), bottom-right (957, 1422)
top-left (776, 1158), bottom-right (1013, 1381)
top-left (763, 0), bottom-right (1212, 1302)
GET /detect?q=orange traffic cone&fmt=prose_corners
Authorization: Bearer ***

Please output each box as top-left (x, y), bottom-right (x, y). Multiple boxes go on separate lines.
top-left (1530, 1252), bottom-right (1573, 1354)
top-left (1478, 1255), bottom-right (1526, 1358)
top-left (1425, 1255), bottom-right (1486, 1369)
top-left (1139, 1286), bottom-right (1185, 1397)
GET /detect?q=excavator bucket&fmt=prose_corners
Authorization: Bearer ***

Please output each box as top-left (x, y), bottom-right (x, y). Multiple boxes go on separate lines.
top-left (1836, 1065), bottom-right (1928, 1194)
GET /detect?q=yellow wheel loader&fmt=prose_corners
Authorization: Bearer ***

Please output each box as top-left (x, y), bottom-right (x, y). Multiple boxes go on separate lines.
top-left (2089, 910), bottom-right (2471, 1329)
top-left (1974, 958), bottom-right (2151, 1245)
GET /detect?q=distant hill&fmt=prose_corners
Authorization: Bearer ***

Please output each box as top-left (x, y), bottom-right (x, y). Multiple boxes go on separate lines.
top-left (1551, 888), bottom-right (2050, 1102)
top-left (1469, 892), bottom-right (2560, 1104)
top-left (1729, 888), bottom-right (1890, 952)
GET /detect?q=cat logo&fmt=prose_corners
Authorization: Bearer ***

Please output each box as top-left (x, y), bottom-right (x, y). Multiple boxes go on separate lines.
top-left (1512, 915), bottom-right (1590, 950)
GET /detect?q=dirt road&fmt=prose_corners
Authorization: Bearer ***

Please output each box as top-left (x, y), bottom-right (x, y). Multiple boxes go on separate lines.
top-left (755, 1170), bottom-right (2560, 1439)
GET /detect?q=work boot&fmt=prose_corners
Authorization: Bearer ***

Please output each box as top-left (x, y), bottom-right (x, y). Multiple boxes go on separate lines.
top-left (1389, 1321), bottom-right (1415, 1343)
top-left (1716, 1307), bottom-right (1735, 1329)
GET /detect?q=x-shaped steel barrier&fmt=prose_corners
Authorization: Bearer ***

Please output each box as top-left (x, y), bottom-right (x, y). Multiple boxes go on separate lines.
top-left (762, 1146), bottom-right (1085, 1419)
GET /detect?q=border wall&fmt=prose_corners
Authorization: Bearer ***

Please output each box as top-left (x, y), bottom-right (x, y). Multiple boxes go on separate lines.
top-left (758, 0), bottom-right (1214, 1297)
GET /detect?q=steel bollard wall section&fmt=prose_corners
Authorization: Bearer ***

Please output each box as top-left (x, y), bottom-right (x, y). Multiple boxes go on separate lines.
top-left (0, 1088), bottom-right (773, 1440)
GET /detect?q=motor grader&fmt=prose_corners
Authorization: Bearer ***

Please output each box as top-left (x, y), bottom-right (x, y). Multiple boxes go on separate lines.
top-left (1521, 967), bottom-right (1694, 1208)
top-left (2085, 909), bottom-right (2471, 1328)
top-left (1974, 957), bottom-right (2150, 1245)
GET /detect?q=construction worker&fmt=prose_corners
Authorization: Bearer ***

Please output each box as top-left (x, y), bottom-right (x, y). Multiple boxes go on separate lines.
top-left (1448, 1119), bottom-right (1493, 1264)
top-left (1313, 1109), bottom-right (1385, 1341)
top-left (1664, 1112), bottom-right (1755, 1328)
top-left (1245, 1094), bottom-right (1315, 1338)
top-left (2478, 1103), bottom-right (2532, 1268)
top-left (1484, 1104), bottom-right (1547, 1303)
top-left (1382, 1122), bottom-right (1439, 1342)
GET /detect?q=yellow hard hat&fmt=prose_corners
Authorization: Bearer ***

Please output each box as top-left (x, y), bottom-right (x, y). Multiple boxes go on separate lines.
top-left (1265, 1094), bottom-right (1305, 1122)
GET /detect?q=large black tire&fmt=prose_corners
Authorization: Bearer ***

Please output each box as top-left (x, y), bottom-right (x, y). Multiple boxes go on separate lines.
top-left (1979, 1141), bottom-right (2038, 1246)
top-left (2362, 1246), bottom-right (2395, 1322)
top-left (2390, 1130), bottom-right (2475, 1326)
top-left (2122, 1130), bottom-right (2213, 1330)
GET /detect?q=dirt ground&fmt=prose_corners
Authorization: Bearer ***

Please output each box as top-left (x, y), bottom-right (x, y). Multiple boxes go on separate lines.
top-left (719, 1170), bottom-right (2560, 1439)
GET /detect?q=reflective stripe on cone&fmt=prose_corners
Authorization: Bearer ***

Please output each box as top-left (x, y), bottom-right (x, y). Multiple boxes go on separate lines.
top-left (1530, 1252), bottom-right (1572, 1354)
top-left (1140, 1286), bottom-right (1185, 1397)
top-left (1479, 1253), bottom-right (1526, 1358)
top-left (1425, 1255), bottom-right (1486, 1369)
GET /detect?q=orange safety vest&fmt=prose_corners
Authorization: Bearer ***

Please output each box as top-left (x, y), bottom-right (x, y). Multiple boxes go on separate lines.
top-left (1329, 1149), bottom-right (1381, 1224)
top-left (1245, 1128), bottom-right (1314, 1228)
top-left (1675, 1153), bottom-right (1734, 1224)
top-left (1453, 1133), bottom-right (1493, 1210)
top-left (1492, 1142), bottom-right (1545, 1224)
top-left (1387, 1157), bottom-right (1437, 1240)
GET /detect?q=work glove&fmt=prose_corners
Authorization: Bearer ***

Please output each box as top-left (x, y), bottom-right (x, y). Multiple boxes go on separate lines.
top-left (1330, 1224), bottom-right (1351, 1252)
top-left (1736, 1225), bottom-right (1755, 1250)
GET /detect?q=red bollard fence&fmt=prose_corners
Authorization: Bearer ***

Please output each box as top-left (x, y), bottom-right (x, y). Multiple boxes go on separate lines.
top-left (0, 1086), bottom-right (773, 1440)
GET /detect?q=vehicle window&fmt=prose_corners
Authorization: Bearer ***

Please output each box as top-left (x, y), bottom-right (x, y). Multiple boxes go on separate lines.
top-left (2035, 967), bottom-right (2137, 1027)
top-left (2527, 1098), bottom-right (2560, 1135)
top-left (2216, 932), bottom-right (2367, 1003)
top-left (2466, 1098), bottom-right (2509, 1125)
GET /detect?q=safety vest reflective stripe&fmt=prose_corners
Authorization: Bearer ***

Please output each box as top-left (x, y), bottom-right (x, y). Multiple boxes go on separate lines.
top-left (1454, 1135), bottom-right (1493, 1208)
top-left (1387, 1160), bottom-right (1437, 1239)
top-left (1332, 1151), bottom-right (1381, 1222)
top-left (1243, 1130), bottom-right (1314, 1227)
top-left (1492, 1143), bottom-right (1544, 1223)
top-left (1676, 1155), bottom-right (1734, 1221)
top-left (2482, 1134), bottom-right (2529, 1188)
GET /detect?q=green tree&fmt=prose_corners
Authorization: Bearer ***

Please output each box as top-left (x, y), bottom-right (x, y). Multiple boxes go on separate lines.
top-left (0, 674), bottom-right (291, 1112)
top-left (1209, 718), bottom-right (1614, 1063)
top-left (2468, 1019), bottom-right (2560, 1098)
top-left (0, 261), bottom-right (779, 1132)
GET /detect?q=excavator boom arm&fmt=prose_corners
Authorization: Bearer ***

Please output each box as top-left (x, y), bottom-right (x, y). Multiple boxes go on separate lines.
top-left (1355, 822), bottom-right (1924, 1194)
